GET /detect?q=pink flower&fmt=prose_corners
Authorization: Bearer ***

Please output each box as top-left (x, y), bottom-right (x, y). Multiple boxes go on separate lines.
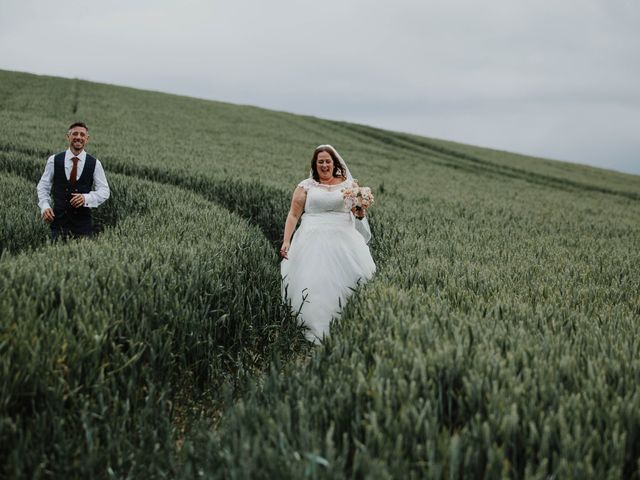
top-left (342, 185), bottom-right (374, 211)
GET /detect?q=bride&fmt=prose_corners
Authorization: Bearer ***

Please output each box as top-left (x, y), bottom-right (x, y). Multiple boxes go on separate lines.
top-left (280, 145), bottom-right (376, 343)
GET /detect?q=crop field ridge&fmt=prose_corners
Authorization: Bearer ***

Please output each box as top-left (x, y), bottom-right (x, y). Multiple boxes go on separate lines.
top-left (1, 69), bottom-right (639, 478)
top-left (0, 143), bottom-right (287, 248)
top-left (335, 122), bottom-right (640, 201)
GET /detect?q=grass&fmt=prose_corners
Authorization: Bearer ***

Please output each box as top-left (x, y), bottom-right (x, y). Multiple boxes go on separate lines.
top-left (0, 68), bottom-right (639, 478)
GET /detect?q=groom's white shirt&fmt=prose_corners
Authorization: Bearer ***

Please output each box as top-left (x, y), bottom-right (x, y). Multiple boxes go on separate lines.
top-left (37, 149), bottom-right (110, 213)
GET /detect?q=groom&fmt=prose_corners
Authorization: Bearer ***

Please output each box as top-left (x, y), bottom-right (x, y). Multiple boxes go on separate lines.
top-left (36, 122), bottom-right (110, 239)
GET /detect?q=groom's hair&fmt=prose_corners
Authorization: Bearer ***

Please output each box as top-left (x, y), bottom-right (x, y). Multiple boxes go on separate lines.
top-left (311, 146), bottom-right (346, 182)
top-left (68, 122), bottom-right (89, 132)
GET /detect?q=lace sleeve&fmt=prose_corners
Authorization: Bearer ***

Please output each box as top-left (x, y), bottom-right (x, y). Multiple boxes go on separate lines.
top-left (297, 178), bottom-right (314, 192)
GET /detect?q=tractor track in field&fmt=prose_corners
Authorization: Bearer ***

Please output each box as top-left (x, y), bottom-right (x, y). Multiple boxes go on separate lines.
top-left (323, 122), bottom-right (640, 201)
top-left (0, 143), bottom-right (289, 248)
top-left (1, 138), bottom-right (638, 208)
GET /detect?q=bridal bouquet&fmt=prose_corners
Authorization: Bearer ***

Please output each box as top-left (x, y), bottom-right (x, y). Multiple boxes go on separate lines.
top-left (342, 182), bottom-right (374, 214)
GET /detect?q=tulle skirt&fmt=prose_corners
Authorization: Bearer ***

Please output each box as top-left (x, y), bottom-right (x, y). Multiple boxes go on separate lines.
top-left (281, 212), bottom-right (376, 343)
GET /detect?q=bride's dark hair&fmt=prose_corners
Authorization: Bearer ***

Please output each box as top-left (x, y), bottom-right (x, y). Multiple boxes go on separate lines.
top-left (311, 146), bottom-right (346, 182)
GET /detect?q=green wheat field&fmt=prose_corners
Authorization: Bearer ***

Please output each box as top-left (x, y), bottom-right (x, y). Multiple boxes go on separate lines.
top-left (1, 69), bottom-right (639, 479)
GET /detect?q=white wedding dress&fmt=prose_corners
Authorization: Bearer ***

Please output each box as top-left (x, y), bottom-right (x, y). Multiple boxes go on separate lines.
top-left (281, 178), bottom-right (376, 343)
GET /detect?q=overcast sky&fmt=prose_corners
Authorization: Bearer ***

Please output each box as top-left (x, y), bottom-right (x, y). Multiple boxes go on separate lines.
top-left (1, 0), bottom-right (639, 174)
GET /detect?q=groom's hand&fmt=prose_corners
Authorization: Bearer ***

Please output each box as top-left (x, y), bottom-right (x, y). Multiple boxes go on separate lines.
top-left (42, 208), bottom-right (55, 223)
top-left (70, 193), bottom-right (85, 208)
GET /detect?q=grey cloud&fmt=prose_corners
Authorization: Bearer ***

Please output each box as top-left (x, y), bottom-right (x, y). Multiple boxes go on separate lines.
top-left (0, 0), bottom-right (638, 174)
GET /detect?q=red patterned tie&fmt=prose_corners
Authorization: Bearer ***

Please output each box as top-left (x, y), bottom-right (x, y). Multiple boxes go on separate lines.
top-left (70, 157), bottom-right (79, 186)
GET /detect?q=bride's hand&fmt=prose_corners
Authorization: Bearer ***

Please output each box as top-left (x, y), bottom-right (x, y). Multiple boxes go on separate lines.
top-left (279, 242), bottom-right (290, 259)
top-left (351, 207), bottom-right (366, 219)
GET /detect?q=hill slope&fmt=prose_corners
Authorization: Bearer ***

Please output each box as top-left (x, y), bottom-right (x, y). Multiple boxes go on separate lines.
top-left (1, 70), bottom-right (639, 478)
